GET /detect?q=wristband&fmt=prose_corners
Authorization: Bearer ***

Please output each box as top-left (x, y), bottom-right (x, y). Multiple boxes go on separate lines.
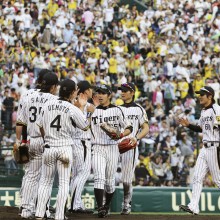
top-left (22, 140), bottom-right (27, 144)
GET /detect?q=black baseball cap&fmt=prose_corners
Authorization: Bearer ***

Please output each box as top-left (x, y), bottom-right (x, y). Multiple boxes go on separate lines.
top-left (59, 79), bottom-right (76, 93)
top-left (195, 86), bottom-right (215, 97)
top-left (95, 84), bottom-right (112, 94)
top-left (77, 80), bottom-right (92, 93)
top-left (118, 83), bottom-right (135, 92)
top-left (41, 73), bottom-right (59, 86)
top-left (37, 69), bottom-right (53, 84)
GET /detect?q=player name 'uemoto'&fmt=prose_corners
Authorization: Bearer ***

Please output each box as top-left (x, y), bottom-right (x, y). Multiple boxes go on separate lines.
top-left (47, 103), bottom-right (69, 113)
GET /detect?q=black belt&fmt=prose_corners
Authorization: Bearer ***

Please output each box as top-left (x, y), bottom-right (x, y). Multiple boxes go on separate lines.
top-left (44, 144), bottom-right (50, 148)
top-left (80, 139), bottom-right (90, 141)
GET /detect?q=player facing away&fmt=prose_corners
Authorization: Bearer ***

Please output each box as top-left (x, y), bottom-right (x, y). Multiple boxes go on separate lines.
top-left (69, 80), bottom-right (95, 214)
top-left (15, 69), bottom-right (51, 216)
top-left (118, 83), bottom-right (149, 215)
top-left (35, 79), bottom-right (90, 220)
top-left (179, 86), bottom-right (220, 215)
top-left (90, 84), bottom-right (133, 218)
top-left (16, 71), bottom-right (59, 219)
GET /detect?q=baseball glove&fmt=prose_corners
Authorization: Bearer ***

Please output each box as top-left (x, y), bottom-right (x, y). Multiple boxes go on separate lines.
top-left (100, 123), bottom-right (122, 140)
top-left (118, 138), bottom-right (137, 154)
top-left (13, 143), bottom-right (29, 164)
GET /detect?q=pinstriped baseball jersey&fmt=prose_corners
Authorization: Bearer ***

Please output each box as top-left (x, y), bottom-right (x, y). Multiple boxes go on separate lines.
top-left (17, 89), bottom-right (38, 119)
top-left (17, 91), bottom-right (58, 138)
top-left (37, 99), bottom-right (90, 147)
top-left (72, 102), bottom-right (92, 140)
top-left (197, 103), bottom-right (220, 143)
top-left (91, 104), bottom-right (131, 145)
top-left (119, 102), bottom-right (148, 138)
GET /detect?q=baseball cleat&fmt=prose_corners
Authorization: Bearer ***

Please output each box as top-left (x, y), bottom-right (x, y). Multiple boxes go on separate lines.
top-left (68, 208), bottom-right (94, 214)
top-left (179, 205), bottom-right (198, 215)
top-left (97, 205), bottom-right (109, 218)
top-left (121, 207), bottom-right (131, 215)
top-left (49, 206), bottom-right (56, 214)
top-left (18, 206), bottom-right (24, 216)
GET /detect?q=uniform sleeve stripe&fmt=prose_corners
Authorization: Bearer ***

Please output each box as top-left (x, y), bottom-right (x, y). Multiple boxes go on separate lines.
top-left (16, 120), bottom-right (27, 126)
top-left (36, 123), bottom-right (43, 128)
top-left (82, 125), bottom-right (90, 131)
top-left (137, 104), bottom-right (145, 116)
top-left (117, 106), bottom-right (125, 120)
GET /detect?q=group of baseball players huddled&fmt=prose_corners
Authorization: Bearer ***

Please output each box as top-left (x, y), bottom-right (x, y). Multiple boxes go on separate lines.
top-left (15, 69), bottom-right (149, 220)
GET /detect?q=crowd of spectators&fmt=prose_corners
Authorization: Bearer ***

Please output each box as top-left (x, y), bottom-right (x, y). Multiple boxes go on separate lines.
top-left (0, 0), bottom-right (220, 187)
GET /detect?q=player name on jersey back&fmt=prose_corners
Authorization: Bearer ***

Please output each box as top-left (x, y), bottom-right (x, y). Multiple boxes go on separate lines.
top-left (17, 91), bottom-right (58, 138)
top-left (37, 99), bottom-right (89, 147)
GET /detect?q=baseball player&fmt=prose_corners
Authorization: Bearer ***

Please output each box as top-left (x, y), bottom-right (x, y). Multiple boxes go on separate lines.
top-left (69, 80), bottom-right (95, 213)
top-left (35, 79), bottom-right (90, 220)
top-left (90, 84), bottom-right (133, 218)
top-left (118, 83), bottom-right (149, 215)
top-left (16, 69), bottom-right (52, 217)
top-left (16, 72), bottom-right (59, 219)
top-left (16, 69), bottom-right (50, 156)
top-left (179, 86), bottom-right (220, 215)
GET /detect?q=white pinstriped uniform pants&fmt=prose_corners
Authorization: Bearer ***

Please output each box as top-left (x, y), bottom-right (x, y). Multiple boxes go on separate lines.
top-left (188, 146), bottom-right (220, 214)
top-left (69, 140), bottom-right (91, 210)
top-left (92, 144), bottom-right (119, 193)
top-left (121, 147), bottom-right (138, 183)
top-left (21, 137), bottom-right (44, 218)
top-left (35, 146), bottom-right (72, 220)
top-left (121, 147), bottom-right (138, 207)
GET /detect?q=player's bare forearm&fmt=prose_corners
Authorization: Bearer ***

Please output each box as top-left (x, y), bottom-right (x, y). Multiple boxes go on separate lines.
top-left (16, 124), bottom-right (23, 140)
top-left (136, 122), bottom-right (149, 140)
top-left (122, 127), bottom-right (132, 137)
top-left (40, 127), bottom-right (45, 138)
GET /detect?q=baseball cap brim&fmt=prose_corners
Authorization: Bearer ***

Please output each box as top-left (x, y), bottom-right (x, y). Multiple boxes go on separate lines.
top-left (195, 88), bottom-right (213, 96)
top-left (118, 87), bottom-right (131, 92)
top-left (96, 88), bottom-right (110, 94)
top-left (118, 83), bottom-right (135, 92)
top-left (95, 85), bottom-right (112, 94)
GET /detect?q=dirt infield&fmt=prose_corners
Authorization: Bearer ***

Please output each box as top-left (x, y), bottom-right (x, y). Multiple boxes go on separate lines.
top-left (0, 206), bottom-right (220, 220)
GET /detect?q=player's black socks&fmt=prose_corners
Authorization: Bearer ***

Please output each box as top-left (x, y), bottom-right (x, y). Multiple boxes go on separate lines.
top-left (94, 188), bottom-right (104, 208)
top-left (105, 192), bottom-right (114, 206)
top-left (123, 182), bottom-right (132, 202)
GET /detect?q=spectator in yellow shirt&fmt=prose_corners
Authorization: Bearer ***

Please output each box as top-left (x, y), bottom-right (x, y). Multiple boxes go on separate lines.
top-left (193, 73), bottom-right (204, 95)
top-left (108, 53), bottom-right (118, 84)
top-left (47, 0), bottom-right (59, 17)
top-left (177, 78), bottom-right (189, 101)
top-left (204, 64), bottom-right (213, 79)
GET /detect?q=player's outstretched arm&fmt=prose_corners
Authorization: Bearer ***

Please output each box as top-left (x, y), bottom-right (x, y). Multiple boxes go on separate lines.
top-left (179, 118), bottom-right (202, 132)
